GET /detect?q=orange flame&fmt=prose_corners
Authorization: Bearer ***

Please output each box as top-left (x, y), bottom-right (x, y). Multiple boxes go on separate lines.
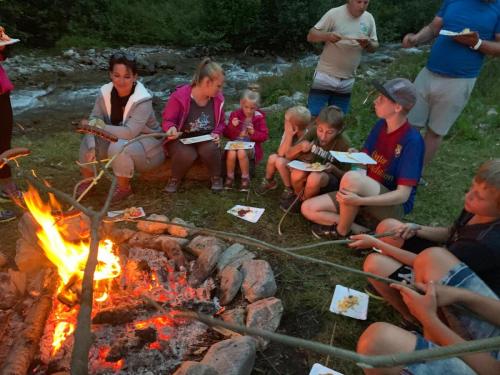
top-left (23, 186), bottom-right (121, 289)
top-left (52, 321), bottom-right (75, 354)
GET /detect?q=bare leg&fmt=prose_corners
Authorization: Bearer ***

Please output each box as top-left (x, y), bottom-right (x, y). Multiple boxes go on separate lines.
top-left (303, 171), bottom-right (328, 200)
top-left (264, 153), bottom-right (278, 180)
top-left (423, 128), bottom-right (443, 166)
top-left (226, 150), bottom-right (237, 178)
top-left (364, 253), bottom-right (415, 322)
top-left (275, 157), bottom-right (292, 188)
top-left (301, 193), bottom-right (340, 225)
top-left (376, 218), bottom-right (406, 248)
top-left (337, 171), bottom-right (381, 236)
top-left (237, 149), bottom-right (250, 178)
top-left (414, 247), bottom-right (461, 284)
top-left (357, 322), bottom-right (417, 375)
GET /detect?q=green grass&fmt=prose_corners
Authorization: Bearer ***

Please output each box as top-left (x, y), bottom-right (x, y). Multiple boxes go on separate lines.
top-left (1, 52), bottom-right (498, 374)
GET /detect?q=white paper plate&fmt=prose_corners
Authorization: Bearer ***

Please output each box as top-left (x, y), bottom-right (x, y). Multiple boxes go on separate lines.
top-left (329, 285), bottom-right (369, 320)
top-left (329, 151), bottom-right (376, 165)
top-left (288, 160), bottom-right (327, 172)
top-left (224, 141), bottom-right (255, 150)
top-left (309, 363), bottom-right (344, 375)
top-left (227, 205), bottom-right (265, 223)
top-left (180, 134), bottom-right (214, 144)
top-left (439, 29), bottom-right (474, 37)
top-left (0, 38), bottom-right (20, 47)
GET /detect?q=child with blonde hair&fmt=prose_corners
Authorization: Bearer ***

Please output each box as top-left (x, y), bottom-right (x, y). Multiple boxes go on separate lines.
top-left (223, 87), bottom-right (269, 191)
top-left (255, 105), bottom-right (312, 199)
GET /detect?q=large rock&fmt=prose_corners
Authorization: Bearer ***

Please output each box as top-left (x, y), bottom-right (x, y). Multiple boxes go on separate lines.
top-left (216, 243), bottom-right (256, 273)
top-left (246, 297), bottom-right (283, 350)
top-left (201, 336), bottom-right (256, 375)
top-left (173, 361), bottom-right (219, 375)
top-left (189, 246), bottom-right (223, 287)
top-left (136, 214), bottom-right (169, 234)
top-left (240, 260), bottom-right (277, 302)
top-left (221, 307), bottom-right (245, 327)
top-left (186, 236), bottom-right (225, 257)
top-left (219, 266), bottom-right (243, 305)
top-left (15, 238), bottom-right (52, 275)
top-left (167, 217), bottom-right (192, 238)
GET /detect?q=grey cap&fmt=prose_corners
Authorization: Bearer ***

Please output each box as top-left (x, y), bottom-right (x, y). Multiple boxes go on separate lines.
top-left (372, 78), bottom-right (417, 111)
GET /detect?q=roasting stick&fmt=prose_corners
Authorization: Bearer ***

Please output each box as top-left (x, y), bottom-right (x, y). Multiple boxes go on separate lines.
top-left (140, 294), bottom-right (500, 370)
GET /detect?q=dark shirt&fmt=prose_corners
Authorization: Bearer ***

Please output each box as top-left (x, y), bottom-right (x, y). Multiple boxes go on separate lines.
top-left (181, 98), bottom-right (215, 137)
top-left (110, 84), bottom-right (135, 125)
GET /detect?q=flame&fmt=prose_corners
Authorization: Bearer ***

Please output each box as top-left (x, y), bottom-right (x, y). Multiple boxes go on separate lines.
top-left (52, 321), bottom-right (75, 354)
top-left (23, 186), bottom-right (121, 290)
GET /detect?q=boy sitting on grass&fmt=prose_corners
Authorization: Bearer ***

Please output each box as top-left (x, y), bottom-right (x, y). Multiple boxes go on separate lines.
top-left (223, 88), bottom-right (269, 192)
top-left (280, 105), bottom-right (350, 213)
top-left (255, 105), bottom-right (311, 199)
top-left (349, 159), bottom-right (500, 321)
top-left (301, 78), bottom-right (424, 239)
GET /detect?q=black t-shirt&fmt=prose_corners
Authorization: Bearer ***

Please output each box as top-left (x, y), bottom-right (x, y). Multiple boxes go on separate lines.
top-left (447, 210), bottom-right (500, 295)
top-left (110, 84), bottom-right (135, 125)
top-left (181, 98), bottom-right (215, 137)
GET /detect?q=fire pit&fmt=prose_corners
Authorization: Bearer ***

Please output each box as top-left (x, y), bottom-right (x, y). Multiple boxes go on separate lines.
top-left (0, 187), bottom-right (283, 375)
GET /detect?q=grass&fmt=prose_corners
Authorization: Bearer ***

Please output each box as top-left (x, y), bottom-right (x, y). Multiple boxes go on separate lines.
top-left (1, 51), bottom-right (499, 374)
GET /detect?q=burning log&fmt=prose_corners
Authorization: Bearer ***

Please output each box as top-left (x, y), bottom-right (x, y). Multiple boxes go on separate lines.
top-left (0, 269), bottom-right (57, 375)
top-left (92, 301), bottom-right (150, 325)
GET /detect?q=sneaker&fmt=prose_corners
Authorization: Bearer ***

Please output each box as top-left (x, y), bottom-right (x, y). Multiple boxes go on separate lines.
top-left (111, 186), bottom-right (133, 204)
top-left (224, 177), bottom-right (234, 190)
top-left (211, 176), bottom-right (224, 193)
top-left (279, 194), bottom-right (301, 214)
top-left (311, 223), bottom-right (351, 240)
top-left (240, 177), bottom-right (250, 192)
top-left (255, 178), bottom-right (277, 195)
top-left (280, 187), bottom-right (294, 200)
top-left (164, 177), bottom-right (180, 193)
top-left (0, 209), bottom-right (16, 223)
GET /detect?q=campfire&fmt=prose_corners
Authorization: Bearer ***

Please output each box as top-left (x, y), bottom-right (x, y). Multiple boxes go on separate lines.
top-left (0, 186), bottom-right (283, 375)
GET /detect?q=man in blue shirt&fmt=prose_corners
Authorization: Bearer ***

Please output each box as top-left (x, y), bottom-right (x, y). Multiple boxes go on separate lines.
top-left (402, 0), bottom-right (500, 168)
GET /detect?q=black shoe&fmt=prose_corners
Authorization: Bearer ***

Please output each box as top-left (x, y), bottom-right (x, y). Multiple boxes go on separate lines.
top-left (311, 223), bottom-right (350, 240)
top-left (279, 194), bottom-right (301, 213)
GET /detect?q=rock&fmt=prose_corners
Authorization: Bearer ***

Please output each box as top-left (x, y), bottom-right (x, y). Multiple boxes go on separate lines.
top-left (291, 91), bottom-right (305, 103)
top-left (277, 95), bottom-right (295, 109)
top-left (241, 260), bottom-right (277, 303)
top-left (167, 217), bottom-right (192, 238)
top-left (173, 361), bottom-right (219, 375)
top-left (186, 236), bottom-right (225, 257)
top-left (189, 245), bottom-right (223, 287)
top-left (62, 49), bottom-right (79, 59)
top-left (219, 266), bottom-right (243, 305)
top-left (109, 228), bottom-right (136, 244)
top-left (156, 235), bottom-right (187, 268)
top-left (216, 243), bottom-right (255, 273)
top-left (487, 108), bottom-right (498, 116)
top-left (201, 336), bottom-right (256, 375)
top-left (15, 238), bottom-right (52, 275)
top-left (221, 307), bottom-right (245, 327)
top-left (137, 214), bottom-right (169, 234)
top-left (246, 297), bottom-right (283, 349)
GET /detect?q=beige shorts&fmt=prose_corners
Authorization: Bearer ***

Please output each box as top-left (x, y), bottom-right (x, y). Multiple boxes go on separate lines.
top-left (409, 67), bottom-right (476, 136)
top-left (327, 184), bottom-right (404, 229)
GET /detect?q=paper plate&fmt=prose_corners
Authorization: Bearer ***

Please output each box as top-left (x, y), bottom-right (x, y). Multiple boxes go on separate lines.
top-left (329, 285), bottom-right (369, 320)
top-left (225, 141), bottom-right (255, 150)
top-left (309, 363), bottom-right (344, 375)
top-left (288, 160), bottom-right (327, 172)
top-left (0, 38), bottom-right (20, 47)
top-left (180, 134), bottom-right (214, 144)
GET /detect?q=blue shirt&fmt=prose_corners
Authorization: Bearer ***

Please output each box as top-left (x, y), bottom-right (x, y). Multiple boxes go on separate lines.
top-left (427, 0), bottom-right (500, 78)
top-left (362, 120), bottom-right (425, 214)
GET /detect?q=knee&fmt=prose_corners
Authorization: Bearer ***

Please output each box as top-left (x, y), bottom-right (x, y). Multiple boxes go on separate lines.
top-left (301, 198), bottom-right (315, 219)
top-left (340, 170), bottom-right (363, 191)
top-left (363, 253), bottom-right (394, 277)
top-left (275, 157), bottom-right (287, 168)
top-left (306, 173), bottom-right (322, 187)
top-left (237, 150), bottom-right (247, 160)
top-left (414, 247), bottom-right (458, 283)
top-left (357, 322), bottom-right (395, 355)
top-left (226, 151), bottom-right (236, 161)
top-left (376, 218), bottom-right (403, 234)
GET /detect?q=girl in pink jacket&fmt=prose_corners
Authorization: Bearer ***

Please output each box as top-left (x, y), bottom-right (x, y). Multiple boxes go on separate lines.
top-left (223, 89), bottom-right (269, 191)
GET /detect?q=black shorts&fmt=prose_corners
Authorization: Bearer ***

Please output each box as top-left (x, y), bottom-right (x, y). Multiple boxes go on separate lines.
top-left (403, 237), bottom-right (440, 254)
top-left (319, 173), bottom-right (340, 195)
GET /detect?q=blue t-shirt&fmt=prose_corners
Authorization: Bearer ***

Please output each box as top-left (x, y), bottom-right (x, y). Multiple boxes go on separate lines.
top-left (362, 120), bottom-right (425, 214)
top-left (427, 0), bottom-right (500, 78)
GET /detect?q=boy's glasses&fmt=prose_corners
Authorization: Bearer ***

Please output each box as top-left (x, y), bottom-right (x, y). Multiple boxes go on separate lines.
top-left (110, 52), bottom-right (136, 63)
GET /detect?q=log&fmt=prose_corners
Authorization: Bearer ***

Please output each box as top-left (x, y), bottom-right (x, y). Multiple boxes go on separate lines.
top-left (0, 269), bottom-right (57, 375)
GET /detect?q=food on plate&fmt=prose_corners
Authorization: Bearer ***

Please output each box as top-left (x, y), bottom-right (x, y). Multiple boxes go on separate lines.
top-left (229, 142), bottom-right (245, 150)
top-left (337, 295), bottom-right (359, 313)
top-left (308, 162), bottom-right (323, 171)
top-left (123, 207), bottom-right (144, 219)
top-left (237, 208), bottom-right (252, 217)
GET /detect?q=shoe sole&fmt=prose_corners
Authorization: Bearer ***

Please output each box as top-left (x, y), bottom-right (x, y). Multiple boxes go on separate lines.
top-left (311, 229), bottom-right (322, 240)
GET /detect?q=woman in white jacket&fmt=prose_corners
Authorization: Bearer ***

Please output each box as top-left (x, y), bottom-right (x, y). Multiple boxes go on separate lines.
top-left (78, 52), bottom-right (164, 203)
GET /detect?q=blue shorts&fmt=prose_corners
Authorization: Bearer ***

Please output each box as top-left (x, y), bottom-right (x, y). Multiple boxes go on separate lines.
top-left (403, 263), bottom-right (500, 374)
top-left (307, 88), bottom-right (351, 116)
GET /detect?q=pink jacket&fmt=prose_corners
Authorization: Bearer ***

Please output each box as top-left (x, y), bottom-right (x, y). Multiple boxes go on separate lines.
top-left (162, 84), bottom-right (226, 136)
top-left (223, 108), bottom-right (269, 163)
top-left (0, 53), bottom-right (14, 95)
